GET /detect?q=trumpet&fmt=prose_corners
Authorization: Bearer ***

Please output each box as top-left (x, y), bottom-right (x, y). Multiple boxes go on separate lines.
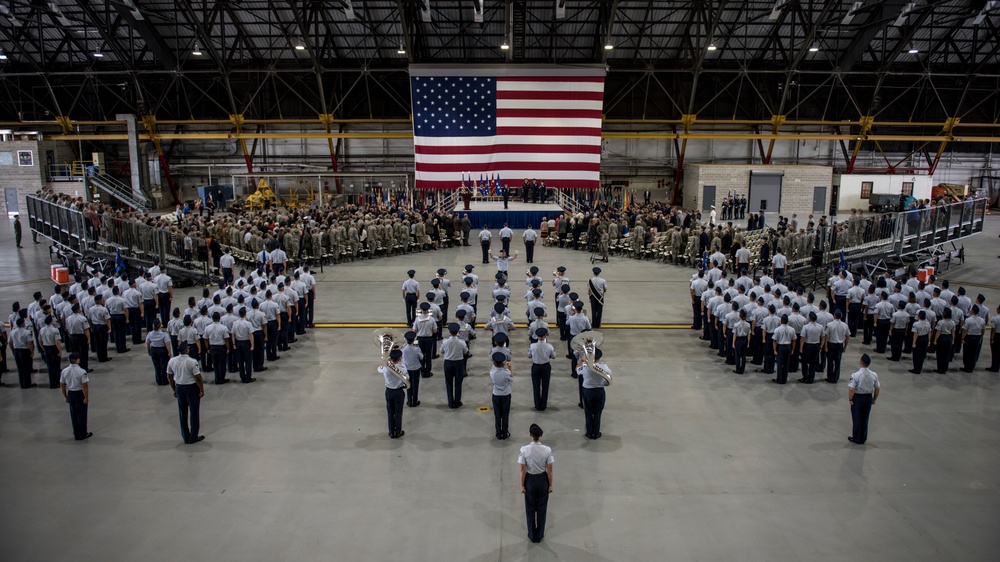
top-left (571, 330), bottom-right (611, 386)
top-left (372, 328), bottom-right (410, 389)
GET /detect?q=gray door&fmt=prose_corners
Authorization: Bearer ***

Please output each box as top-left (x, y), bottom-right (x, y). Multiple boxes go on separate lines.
top-left (702, 185), bottom-right (716, 211)
top-left (812, 186), bottom-right (827, 213)
top-left (4, 188), bottom-right (18, 215)
top-left (749, 172), bottom-right (782, 213)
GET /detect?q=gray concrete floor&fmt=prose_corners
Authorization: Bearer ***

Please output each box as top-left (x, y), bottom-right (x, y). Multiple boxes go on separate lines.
top-left (1, 215), bottom-right (999, 561)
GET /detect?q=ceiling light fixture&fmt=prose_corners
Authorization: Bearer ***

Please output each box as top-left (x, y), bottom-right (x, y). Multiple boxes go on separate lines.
top-left (294, 40), bottom-right (306, 51)
top-left (192, 44), bottom-right (202, 56)
top-left (397, 42), bottom-right (406, 55)
top-left (0, 53), bottom-right (7, 60)
top-left (500, 40), bottom-right (509, 50)
top-left (907, 44), bottom-right (919, 54)
top-left (808, 44), bottom-right (819, 52)
top-left (93, 51), bottom-right (104, 58)
top-left (604, 42), bottom-right (614, 51)
top-left (706, 42), bottom-right (717, 51)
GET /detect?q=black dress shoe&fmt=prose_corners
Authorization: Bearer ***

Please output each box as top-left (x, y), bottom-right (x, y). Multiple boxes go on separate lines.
top-left (771, 379), bottom-right (783, 384)
top-left (847, 437), bottom-right (856, 443)
top-left (31, 368), bottom-right (39, 373)
top-left (247, 378), bottom-right (257, 383)
top-left (908, 369), bottom-right (920, 374)
top-left (594, 432), bottom-right (602, 439)
top-left (456, 402), bottom-right (463, 408)
top-left (76, 432), bottom-right (94, 441)
top-left (578, 402), bottom-right (583, 408)
top-left (397, 430), bottom-right (405, 437)
top-left (257, 367), bottom-right (268, 371)
top-left (190, 435), bottom-right (205, 444)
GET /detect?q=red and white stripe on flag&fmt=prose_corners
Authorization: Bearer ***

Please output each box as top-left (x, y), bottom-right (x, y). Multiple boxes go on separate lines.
top-left (410, 65), bottom-right (605, 190)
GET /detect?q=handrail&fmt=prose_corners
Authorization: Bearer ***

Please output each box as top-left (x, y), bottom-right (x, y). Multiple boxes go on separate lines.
top-left (89, 172), bottom-right (151, 211)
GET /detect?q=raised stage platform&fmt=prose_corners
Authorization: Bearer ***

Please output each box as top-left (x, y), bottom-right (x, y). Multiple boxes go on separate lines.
top-left (452, 200), bottom-right (564, 229)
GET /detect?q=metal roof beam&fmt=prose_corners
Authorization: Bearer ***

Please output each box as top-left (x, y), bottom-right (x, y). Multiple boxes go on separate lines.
top-left (112, 0), bottom-right (177, 70)
top-left (838, 0), bottom-right (908, 71)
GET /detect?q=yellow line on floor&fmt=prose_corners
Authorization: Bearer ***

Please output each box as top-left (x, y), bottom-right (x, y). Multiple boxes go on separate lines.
top-left (313, 323), bottom-right (693, 329)
top-left (0, 278), bottom-right (49, 288)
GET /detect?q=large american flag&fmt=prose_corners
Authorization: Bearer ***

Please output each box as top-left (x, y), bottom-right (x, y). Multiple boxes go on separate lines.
top-left (410, 65), bottom-right (606, 190)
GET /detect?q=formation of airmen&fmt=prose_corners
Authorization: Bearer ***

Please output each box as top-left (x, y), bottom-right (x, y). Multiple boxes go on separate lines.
top-left (690, 257), bottom-right (999, 387)
top-left (387, 262), bottom-right (612, 440)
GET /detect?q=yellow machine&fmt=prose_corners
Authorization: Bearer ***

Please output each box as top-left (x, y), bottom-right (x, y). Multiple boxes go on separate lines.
top-left (245, 178), bottom-right (278, 210)
top-left (287, 179), bottom-right (315, 209)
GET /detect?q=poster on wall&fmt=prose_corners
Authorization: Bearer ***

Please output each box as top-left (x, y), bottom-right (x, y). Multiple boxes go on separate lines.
top-left (17, 150), bottom-right (33, 167)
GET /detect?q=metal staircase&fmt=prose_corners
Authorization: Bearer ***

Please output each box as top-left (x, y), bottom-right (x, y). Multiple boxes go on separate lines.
top-left (88, 172), bottom-right (151, 211)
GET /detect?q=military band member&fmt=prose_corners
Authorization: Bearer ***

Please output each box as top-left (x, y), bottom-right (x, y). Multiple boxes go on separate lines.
top-left (528, 328), bottom-right (556, 411)
top-left (491, 351), bottom-right (514, 439)
top-left (479, 226), bottom-right (492, 264)
top-left (402, 269), bottom-right (420, 326)
top-left (436, 268), bottom-right (451, 323)
top-left (577, 348), bottom-right (611, 439)
top-left (413, 302), bottom-right (437, 379)
top-left (484, 303), bottom-right (516, 345)
top-left (440, 323), bottom-right (469, 408)
top-left (587, 267), bottom-right (607, 328)
top-left (381, 349), bottom-right (406, 438)
top-left (402, 331), bottom-right (423, 406)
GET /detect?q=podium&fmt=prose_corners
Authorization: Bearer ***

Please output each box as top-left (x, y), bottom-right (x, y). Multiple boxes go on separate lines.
top-left (462, 191), bottom-right (472, 210)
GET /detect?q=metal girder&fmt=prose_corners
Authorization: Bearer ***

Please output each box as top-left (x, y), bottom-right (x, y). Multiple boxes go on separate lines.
top-left (838, 0), bottom-right (909, 71)
top-left (112, 0), bottom-right (177, 70)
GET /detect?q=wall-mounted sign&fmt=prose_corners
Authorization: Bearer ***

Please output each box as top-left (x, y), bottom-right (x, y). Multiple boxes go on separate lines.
top-left (17, 150), bottom-right (33, 167)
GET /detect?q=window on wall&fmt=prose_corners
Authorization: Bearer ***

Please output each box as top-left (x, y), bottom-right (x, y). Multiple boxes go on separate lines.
top-left (860, 181), bottom-right (873, 199)
top-left (901, 182), bottom-right (914, 196)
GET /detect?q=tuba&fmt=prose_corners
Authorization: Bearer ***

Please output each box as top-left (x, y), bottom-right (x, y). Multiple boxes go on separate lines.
top-left (571, 330), bottom-right (611, 386)
top-left (372, 328), bottom-right (410, 388)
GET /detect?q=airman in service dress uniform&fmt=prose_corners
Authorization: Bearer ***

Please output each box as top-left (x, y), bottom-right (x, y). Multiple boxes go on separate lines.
top-left (60, 353), bottom-right (91, 440)
top-left (380, 349), bottom-right (407, 438)
top-left (167, 342), bottom-right (205, 444)
top-left (519, 424), bottom-right (554, 543)
top-left (490, 351), bottom-right (513, 439)
top-left (848, 354), bottom-right (880, 444)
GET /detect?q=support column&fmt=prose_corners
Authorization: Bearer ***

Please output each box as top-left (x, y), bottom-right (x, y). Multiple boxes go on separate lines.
top-left (115, 113), bottom-right (147, 202)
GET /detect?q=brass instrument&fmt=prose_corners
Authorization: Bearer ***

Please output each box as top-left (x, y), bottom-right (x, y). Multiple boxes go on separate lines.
top-left (571, 330), bottom-right (611, 386)
top-left (372, 328), bottom-right (410, 389)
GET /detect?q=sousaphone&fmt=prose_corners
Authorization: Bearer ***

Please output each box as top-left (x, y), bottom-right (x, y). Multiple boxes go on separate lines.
top-left (571, 330), bottom-right (611, 385)
top-left (372, 327), bottom-right (410, 388)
